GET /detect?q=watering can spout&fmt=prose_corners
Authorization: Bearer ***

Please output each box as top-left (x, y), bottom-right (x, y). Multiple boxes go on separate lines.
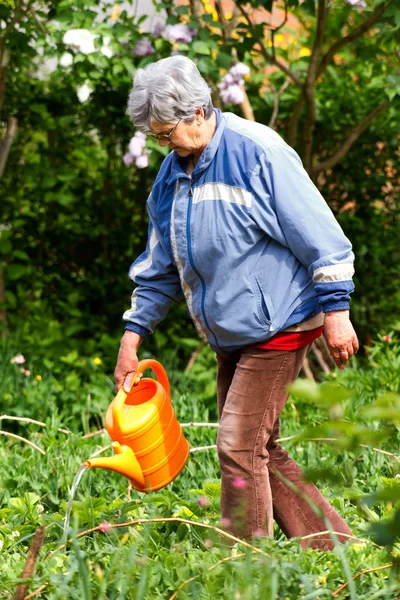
top-left (85, 442), bottom-right (145, 489)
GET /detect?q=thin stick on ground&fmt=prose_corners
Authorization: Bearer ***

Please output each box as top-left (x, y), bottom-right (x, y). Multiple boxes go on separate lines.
top-left (332, 563), bottom-right (393, 597)
top-left (298, 530), bottom-right (381, 548)
top-left (0, 430), bottom-right (45, 455)
top-left (14, 525), bottom-right (45, 600)
top-left (169, 552), bottom-right (247, 600)
top-left (81, 428), bottom-right (106, 439)
top-left (23, 585), bottom-right (48, 600)
top-left (55, 518), bottom-right (271, 557)
top-left (190, 445), bottom-right (217, 453)
top-left (0, 415), bottom-right (69, 434)
top-left (181, 422), bottom-right (219, 428)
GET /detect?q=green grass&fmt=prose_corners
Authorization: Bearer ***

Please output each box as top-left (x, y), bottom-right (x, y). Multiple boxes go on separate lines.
top-left (0, 336), bottom-right (400, 598)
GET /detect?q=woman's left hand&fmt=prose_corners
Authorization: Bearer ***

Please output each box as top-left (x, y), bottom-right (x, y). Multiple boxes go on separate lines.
top-left (323, 310), bottom-right (359, 369)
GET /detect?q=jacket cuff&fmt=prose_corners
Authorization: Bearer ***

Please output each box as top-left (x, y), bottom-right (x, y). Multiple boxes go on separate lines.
top-left (124, 322), bottom-right (151, 338)
top-left (322, 302), bottom-right (350, 313)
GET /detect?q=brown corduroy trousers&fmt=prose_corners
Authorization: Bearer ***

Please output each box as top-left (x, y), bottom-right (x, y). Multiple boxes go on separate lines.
top-left (216, 345), bottom-right (352, 550)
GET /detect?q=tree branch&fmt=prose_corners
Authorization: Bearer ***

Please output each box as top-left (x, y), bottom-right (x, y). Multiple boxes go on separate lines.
top-left (311, 99), bottom-right (391, 173)
top-left (237, 4), bottom-right (303, 87)
top-left (0, 116), bottom-right (17, 179)
top-left (318, 0), bottom-right (396, 78)
top-left (269, 79), bottom-right (290, 129)
top-left (302, 0), bottom-right (329, 172)
top-left (286, 94), bottom-right (304, 147)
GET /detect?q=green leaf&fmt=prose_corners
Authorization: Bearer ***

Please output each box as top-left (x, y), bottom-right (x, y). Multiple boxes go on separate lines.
top-left (6, 264), bottom-right (29, 280)
top-left (192, 41), bottom-right (211, 55)
top-left (0, 239), bottom-right (12, 254)
top-left (12, 249), bottom-right (29, 260)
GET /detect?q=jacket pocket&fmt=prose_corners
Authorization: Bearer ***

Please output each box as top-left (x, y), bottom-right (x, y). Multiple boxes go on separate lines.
top-left (251, 272), bottom-right (275, 328)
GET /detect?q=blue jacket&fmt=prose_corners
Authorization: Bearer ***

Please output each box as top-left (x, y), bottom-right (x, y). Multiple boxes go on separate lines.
top-left (123, 110), bottom-right (355, 356)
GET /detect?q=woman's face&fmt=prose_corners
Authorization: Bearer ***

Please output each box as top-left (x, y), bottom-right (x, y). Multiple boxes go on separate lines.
top-left (150, 108), bottom-right (208, 157)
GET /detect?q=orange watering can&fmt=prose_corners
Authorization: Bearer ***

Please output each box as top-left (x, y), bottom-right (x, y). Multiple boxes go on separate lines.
top-left (84, 359), bottom-right (190, 492)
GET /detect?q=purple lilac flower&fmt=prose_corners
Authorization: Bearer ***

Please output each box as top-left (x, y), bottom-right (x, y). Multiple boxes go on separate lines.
top-left (133, 38), bottom-right (155, 57)
top-left (152, 22), bottom-right (165, 38)
top-left (123, 153), bottom-right (135, 166)
top-left (230, 62), bottom-right (250, 80)
top-left (163, 24), bottom-right (197, 44)
top-left (219, 84), bottom-right (244, 105)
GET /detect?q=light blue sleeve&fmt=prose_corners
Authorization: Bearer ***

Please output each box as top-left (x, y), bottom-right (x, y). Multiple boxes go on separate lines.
top-left (123, 195), bottom-right (183, 336)
top-left (250, 144), bottom-right (355, 312)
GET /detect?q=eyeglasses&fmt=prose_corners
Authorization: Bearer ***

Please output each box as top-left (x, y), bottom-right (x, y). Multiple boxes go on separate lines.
top-left (149, 118), bottom-right (182, 142)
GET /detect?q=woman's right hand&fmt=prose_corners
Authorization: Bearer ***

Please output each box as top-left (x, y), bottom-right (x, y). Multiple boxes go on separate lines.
top-left (114, 331), bottom-right (143, 392)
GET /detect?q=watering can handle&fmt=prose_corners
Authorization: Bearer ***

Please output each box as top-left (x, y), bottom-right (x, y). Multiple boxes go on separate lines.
top-left (112, 360), bottom-right (171, 433)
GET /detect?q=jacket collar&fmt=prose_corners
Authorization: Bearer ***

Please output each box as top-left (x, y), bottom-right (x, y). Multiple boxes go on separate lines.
top-left (166, 109), bottom-right (225, 184)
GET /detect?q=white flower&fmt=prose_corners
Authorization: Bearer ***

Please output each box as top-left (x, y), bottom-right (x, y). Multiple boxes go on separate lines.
top-left (101, 36), bottom-right (113, 58)
top-left (135, 152), bottom-right (150, 169)
top-left (37, 504), bottom-right (44, 513)
top-left (128, 132), bottom-right (146, 158)
top-left (344, 0), bottom-right (366, 6)
top-left (77, 83), bottom-right (92, 103)
top-left (0, 539), bottom-right (3, 549)
top-left (11, 354), bottom-right (25, 364)
top-left (63, 29), bottom-right (96, 55)
top-left (60, 52), bottom-right (73, 67)
top-left (10, 530), bottom-right (20, 540)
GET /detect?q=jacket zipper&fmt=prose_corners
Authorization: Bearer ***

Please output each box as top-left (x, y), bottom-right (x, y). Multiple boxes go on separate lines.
top-left (186, 179), bottom-right (220, 350)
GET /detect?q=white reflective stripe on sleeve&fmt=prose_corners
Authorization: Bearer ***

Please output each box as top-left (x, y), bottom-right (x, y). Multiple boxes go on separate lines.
top-left (313, 263), bottom-right (355, 283)
top-left (128, 226), bottom-right (159, 281)
top-left (193, 183), bottom-right (252, 208)
top-left (170, 182), bottom-right (207, 340)
top-left (122, 291), bottom-right (138, 321)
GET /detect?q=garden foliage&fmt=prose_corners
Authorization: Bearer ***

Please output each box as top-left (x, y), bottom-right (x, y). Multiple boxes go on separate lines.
top-left (0, 335), bottom-right (400, 597)
top-left (0, 0), bottom-right (399, 358)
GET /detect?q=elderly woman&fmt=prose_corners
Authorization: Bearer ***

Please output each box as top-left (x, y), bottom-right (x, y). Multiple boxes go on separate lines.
top-left (115, 56), bottom-right (358, 549)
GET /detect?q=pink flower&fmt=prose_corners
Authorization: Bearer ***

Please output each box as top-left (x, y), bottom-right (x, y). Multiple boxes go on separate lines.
top-left (24, 370), bottom-right (31, 376)
top-left (99, 521), bottom-right (113, 533)
top-left (384, 335), bottom-right (391, 342)
top-left (204, 538), bottom-right (213, 548)
top-left (221, 517), bottom-right (231, 528)
top-left (163, 24), bottom-right (197, 44)
top-left (11, 354), bottom-right (25, 364)
top-left (198, 496), bottom-right (210, 508)
top-left (253, 527), bottom-right (266, 538)
top-left (133, 38), bottom-right (155, 57)
top-left (232, 476), bottom-right (248, 490)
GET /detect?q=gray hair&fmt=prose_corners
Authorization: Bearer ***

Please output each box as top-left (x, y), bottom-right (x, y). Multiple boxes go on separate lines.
top-left (126, 56), bottom-right (213, 132)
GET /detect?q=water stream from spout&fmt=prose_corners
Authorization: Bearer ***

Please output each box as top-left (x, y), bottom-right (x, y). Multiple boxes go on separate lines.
top-left (63, 463), bottom-right (87, 542)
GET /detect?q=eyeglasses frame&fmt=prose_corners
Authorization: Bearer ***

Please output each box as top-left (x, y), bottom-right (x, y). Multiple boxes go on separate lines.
top-left (150, 118), bottom-right (182, 143)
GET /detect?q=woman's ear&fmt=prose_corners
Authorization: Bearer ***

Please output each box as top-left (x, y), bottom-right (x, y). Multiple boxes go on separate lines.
top-left (196, 106), bottom-right (205, 125)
